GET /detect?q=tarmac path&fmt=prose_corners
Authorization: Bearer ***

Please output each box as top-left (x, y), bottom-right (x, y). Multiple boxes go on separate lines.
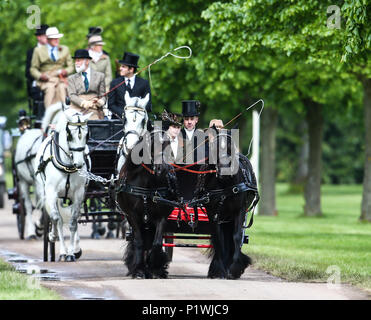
top-left (0, 198), bottom-right (369, 300)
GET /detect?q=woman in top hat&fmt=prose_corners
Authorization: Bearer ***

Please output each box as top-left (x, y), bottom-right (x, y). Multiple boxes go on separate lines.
top-left (108, 52), bottom-right (152, 119)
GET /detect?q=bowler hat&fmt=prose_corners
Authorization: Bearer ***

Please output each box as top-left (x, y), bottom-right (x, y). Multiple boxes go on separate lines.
top-left (119, 52), bottom-right (140, 68)
top-left (182, 100), bottom-right (200, 117)
top-left (35, 24), bottom-right (49, 36)
top-left (72, 49), bottom-right (92, 60)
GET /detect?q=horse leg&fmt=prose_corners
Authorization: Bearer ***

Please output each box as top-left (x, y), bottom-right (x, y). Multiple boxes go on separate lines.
top-left (208, 222), bottom-right (227, 279)
top-left (45, 189), bottom-right (66, 261)
top-left (148, 217), bottom-right (169, 279)
top-left (19, 180), bottom-right (36, 239)
top-left (227, 210), bottom-right (252, 279)
top-left (123, 218), bottom-right (145, 278)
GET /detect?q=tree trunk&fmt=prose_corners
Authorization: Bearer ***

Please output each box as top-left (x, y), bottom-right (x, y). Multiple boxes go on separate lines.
top-left (304, 99), bottom-right (323, 216)
top-left (361, 78), bottom-right (371, 221)
top-left (259, 107), bottom-right (278, 216)
top-left (290, 120), bottom-right (309, 192)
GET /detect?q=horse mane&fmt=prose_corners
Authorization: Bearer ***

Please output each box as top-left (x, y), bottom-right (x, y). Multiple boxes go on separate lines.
top-left (41, 102), bottom-right (63, 132)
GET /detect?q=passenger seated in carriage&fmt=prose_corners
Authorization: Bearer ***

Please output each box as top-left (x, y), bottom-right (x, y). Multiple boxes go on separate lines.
top-left (67, 49), bottom-right (106, 120)
top-left (17, 109), bottom-right (31, 134)
top-left (161, 110), bottom-right (183, 164)
top-left (30, 27), bottom-right (74, 108)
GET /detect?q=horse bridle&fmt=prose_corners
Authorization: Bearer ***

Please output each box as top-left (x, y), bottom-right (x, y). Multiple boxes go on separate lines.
top-left (122, 106), bottom-right (148, 157)
top-left (65, 116), bottom-right (89, 153)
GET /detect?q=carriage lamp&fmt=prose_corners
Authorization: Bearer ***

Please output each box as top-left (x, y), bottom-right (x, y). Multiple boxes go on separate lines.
top-left (12, 202), bottom-right (20, 214)
top-left (0, 163), bottom-right (3, 176)
top-left (7, 187), bottom-right (17, 200)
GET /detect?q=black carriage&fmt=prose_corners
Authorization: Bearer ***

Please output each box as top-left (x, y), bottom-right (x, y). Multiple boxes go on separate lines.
top-left (42, 119), bottom-right (126, 262)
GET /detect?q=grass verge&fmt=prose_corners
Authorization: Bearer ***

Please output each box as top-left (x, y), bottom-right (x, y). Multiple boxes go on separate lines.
top-left (0, 258), bottom-right (61, 300)
top-left (244, 183), bottom-right (371, 292)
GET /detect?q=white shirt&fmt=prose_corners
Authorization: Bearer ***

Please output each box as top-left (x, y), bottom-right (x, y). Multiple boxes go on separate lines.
top-left (185, 128), bottom-right (195, 140)
top-left (170, 136), bottom-right (179, 160)
top-left (47, 43), bottom-right (58, 61)
top-left (125, 75), bottom-right (136, 89)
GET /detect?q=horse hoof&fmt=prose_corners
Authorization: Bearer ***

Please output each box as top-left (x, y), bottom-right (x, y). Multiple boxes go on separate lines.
top-left (26, 235), bottom-right (37, 241)
top-left (66, 255), bottom-right (76, 262)
top-left (59, 254), bottom-right (67, 262)
top-left (91, 232), bottom-right (100, 240)
top-left (74, 249), bottom-right (82, 260)
top-left (97, 227), bottom-right (106, 236)
top-left (106, 231), bottom-right (114, 239)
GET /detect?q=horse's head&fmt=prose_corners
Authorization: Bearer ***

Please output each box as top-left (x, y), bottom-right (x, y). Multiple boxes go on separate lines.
top-left (207, 126), bottom-right (240, 179)
top-left (122, 91), bottom-right (149, 155)
top-left (64, 110), bottom-right (92, 169)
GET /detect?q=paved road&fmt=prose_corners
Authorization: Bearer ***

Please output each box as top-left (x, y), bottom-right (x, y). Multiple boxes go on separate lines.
top-left (0, 198), bottom-right (369, 300)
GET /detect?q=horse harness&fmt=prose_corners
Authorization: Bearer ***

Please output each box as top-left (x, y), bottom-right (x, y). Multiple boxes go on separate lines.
top-left (35, 118), bottom-right (89, 204)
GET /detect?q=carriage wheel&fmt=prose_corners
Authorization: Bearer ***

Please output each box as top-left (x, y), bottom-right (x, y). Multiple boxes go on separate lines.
top-left (17, 198), bottom-right (26, 240)
top-left (164, 233), bottom-right (174, 262)
top-left (0, 183), bottom-right (5, 208)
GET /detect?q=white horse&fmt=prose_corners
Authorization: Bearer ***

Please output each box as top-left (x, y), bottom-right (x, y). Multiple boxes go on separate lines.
top-left (14, 102), bottom-right (63, 239)
top-left (35, 109), bottom-right (92, 262)
top-left (116, 91), bottom-right (150, 175)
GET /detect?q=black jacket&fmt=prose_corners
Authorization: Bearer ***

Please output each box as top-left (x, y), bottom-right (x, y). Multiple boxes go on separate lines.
top-left (108, 76), bottom-right (152, 118)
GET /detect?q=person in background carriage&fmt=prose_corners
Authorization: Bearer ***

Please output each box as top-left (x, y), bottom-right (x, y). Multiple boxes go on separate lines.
top-left (87, 35), bottom-right (112, 92)
top-left (67, 49), bottom-right (106, 120)
top-left (108, 51), bottom-right (152, 119)
top-left (30, 26), bottom-right (74, 108)
top-left (25, 24), bottom-right (49, 101)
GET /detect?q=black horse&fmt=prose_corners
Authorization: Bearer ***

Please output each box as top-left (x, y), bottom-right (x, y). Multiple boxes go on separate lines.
top-left (194, 127), bottom-right (259, 279)
top-left (116, 129), bottom-right (180, 278)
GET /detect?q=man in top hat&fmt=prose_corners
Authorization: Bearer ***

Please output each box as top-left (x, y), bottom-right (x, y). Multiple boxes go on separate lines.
top-left (161, 110), bottom-right (184, 164)
top-left (88, 34), bottom-right (112, 92)
top-left (179, 100), bottom-right (207, 164)
top-left (30, 26), bottom-right (74, 108)
top-left (67, 49), bottom-right (106, 120)
top-left (108, 52), bottom-right (152, 118)
top-left (26, 24), bottom-right (49, 101)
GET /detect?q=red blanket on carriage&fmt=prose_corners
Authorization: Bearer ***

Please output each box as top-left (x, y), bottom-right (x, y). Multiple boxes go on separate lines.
top-left (168, 205), bottom-right (209, 222)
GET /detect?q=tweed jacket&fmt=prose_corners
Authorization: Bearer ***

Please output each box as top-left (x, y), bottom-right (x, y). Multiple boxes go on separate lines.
top-left (108, 76), bottom-right (152, 118)
top-left (89, 53), bottom-right (112, 91)
top-left (67, 68), bottom-right (106, 108)
top-left (30, 45), bottom-right (74, 80)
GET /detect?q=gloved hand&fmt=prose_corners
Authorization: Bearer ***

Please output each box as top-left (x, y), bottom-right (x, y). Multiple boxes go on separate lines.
top-left (81, 100), bottom-right (94, 109)
top-left (39, 73), bottom-right (49, 82)
top-left (60, 69), bottom-right (68, 77)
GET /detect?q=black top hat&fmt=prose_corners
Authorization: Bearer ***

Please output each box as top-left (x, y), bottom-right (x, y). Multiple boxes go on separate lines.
top-left (72, 49), bottom-right (92, 60)
top-left (87, 26), bottom-right (103, 38)
top-left (35, 24), bottom-right (49, 36)
top-left (119, 52), bottom-right (140, 68)
top-left (182, 100), bottom-right (200, 117)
